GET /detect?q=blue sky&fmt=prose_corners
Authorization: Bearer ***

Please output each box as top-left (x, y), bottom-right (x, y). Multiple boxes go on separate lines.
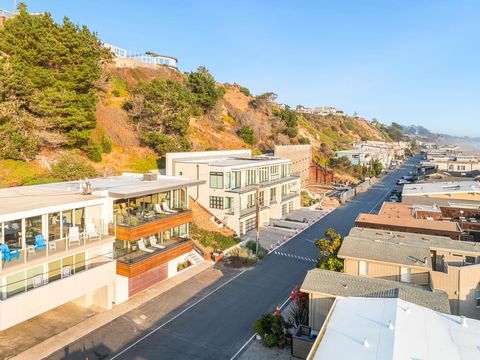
top-left (2, 0), bottom-right (480, 136)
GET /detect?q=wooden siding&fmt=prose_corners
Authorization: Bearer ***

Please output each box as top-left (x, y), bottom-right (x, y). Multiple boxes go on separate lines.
top-left (128, 263), bottom-right (167, 297)
top-left (114, 211), bottom-right (193, 241)
top-left (344, 258), bottom-right (430, 285)
top-left (116, 240), bottom-right (193, 278)
top-left (309, 293), bottom-right (335, 332)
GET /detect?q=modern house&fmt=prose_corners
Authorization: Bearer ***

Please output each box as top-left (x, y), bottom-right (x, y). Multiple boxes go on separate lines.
top-left (274, 145), bottom-right (311, 186)
top-left (0, 173), bottom-right (204, 330)
top-left (401, 181), bottom-right (480, 207)
top-left (339, 227), bottom-right (480, 319)
top-left (103, 43), bottom-right (178, 69)
top-left (166, 150), bottom-right (301, 236)
top-left (306, 297), bottom-right (480, 360)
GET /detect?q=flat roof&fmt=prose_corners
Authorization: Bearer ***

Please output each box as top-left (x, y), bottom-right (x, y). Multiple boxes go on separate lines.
top-left (345, 227), bottom-right (480, 256)
top-left (403, 181), bottom-right (480, 196)
top-left (355, 212), bottom-right (461, 233)
top-left (173, 155), bottom-right (290, 168)
top-left (312, 297), bottom-right (480, 360)
top-left (0, 186), bottom-right (104, 217)
top-left (0, 174), bottom-right (204, 215)
top-left (301, 269), bottom-right (450, 313)
top-left (379, 202), bottom-right (414, 218)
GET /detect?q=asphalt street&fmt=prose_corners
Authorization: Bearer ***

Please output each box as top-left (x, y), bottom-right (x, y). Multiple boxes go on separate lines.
top-left (47, 155), bottom-right (420, 360)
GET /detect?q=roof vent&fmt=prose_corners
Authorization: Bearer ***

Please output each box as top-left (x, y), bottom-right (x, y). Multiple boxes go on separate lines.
top-left (363, 338), bottom-right (370, 348)
top-left (461, 316), bottom-right (467, 327)
top-left (388, 321), bottom-right (394, 330)
top-left (404, 306), bottom-right (411, 314)
top-left (143, 173), bottom-right (157, 181)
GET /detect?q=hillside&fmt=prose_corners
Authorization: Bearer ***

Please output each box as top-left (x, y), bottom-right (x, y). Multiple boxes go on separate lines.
top-left (0, 7), bottom-right (391, 187)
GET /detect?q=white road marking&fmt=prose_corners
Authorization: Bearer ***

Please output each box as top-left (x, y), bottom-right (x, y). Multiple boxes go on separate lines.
top-left (110, 270), bottom-right (247, 359)
top-left (272, 251), bottom-right (316, 263)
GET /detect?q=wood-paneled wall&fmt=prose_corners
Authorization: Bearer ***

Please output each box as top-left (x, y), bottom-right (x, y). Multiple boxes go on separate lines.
top-left (117, 240), bottom-right (193, 278)
top-left (115, 211), bottom-right (193, 241)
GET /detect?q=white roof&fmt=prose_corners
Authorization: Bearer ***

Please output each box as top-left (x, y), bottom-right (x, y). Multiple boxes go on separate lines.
top-left (313, 297), bottom-right (480, 360)
top-left (403, 181), bottom-right (480, 196)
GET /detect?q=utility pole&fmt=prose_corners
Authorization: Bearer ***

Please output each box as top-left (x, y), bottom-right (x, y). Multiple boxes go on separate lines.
top-left (255, 185), bottom-right (260, 256)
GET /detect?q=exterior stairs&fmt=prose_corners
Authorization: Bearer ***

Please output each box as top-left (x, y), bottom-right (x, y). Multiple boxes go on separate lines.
top-left (188, 251), bottom-right (204, 265)
top-left (189, 196), bottom-right (235, 237)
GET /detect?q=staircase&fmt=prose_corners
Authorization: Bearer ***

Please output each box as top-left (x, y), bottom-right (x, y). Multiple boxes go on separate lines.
top-left (190, 197), bottom-right (235, 236)
top-left (188, 251), bottom-right (204, 265)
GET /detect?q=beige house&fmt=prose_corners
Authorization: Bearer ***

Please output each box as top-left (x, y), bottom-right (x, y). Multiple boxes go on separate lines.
top-left (300, 269), bottom-right (450, 332)
top-left (339, 227), bottom-right (480, 318)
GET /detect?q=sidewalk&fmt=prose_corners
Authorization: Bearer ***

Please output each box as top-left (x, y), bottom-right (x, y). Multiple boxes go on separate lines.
top-left (10, 261), bottom-right (214, 360)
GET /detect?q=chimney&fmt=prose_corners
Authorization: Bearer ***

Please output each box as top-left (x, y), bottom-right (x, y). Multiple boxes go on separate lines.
top-left (143, 173), bottom-right (157, 181)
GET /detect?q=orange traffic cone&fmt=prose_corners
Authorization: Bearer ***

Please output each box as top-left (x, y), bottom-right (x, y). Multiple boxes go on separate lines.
top-left (275, 306), bottom-right (280, 316)
top-left (290, 291), bottom-right (295, 300)
top-left (277, 239), bottom-right (280, 247)
top-left (270, 243), bottom-right (273, 251)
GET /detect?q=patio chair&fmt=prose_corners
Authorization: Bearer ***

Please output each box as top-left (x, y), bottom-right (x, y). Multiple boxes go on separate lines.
top-left (137, 238), bottom-right (154, 253)
top-left (149, 235), bottom-right (166, 249)
top-left (161, 202), bottom-right (178, 213)
top-left (85, 223), bottom-right (100, 241)
top-left (34, 234), bottom-right (47, 251)
top-left (154, 203), bottom-right (165, 215)
top-left (68, 226), bottom-right (81, 246)
top-left (0, 244), bottom-right (20, 263)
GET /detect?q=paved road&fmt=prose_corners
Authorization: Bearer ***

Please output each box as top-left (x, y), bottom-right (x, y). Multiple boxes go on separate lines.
top-left (47, 156), bottom-right (420, 360)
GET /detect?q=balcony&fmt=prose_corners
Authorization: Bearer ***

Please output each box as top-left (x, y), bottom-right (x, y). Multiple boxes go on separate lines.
top-left (281, 191), bottom-right (300, 202)
top-left (1, 223), bottom-right (114, 274)
top-left (116, 237), bottom-right (193, 278)
top-left (111, 210), bottom-right (193, 241)
top-left (226, 175), bottom-right (300, 194)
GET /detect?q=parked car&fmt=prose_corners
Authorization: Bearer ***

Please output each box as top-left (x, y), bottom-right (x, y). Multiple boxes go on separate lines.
top-left (396, 179), bottom-right (410, 185)
top-left (389, 195), bottom-right (400, 202)
top-left (332, 183), bottom-right (351, 191)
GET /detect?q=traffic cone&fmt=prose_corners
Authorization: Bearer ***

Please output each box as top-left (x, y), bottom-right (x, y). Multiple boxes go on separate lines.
top-left (270, 243), bottom-right (273, 251)
top-left (277, 239), bottom-right (280, 247)
top-left (290, 291), bottom-right (295, 300)
top-left (283, 236), bottom-right (287, 243)
top-left (275, 306), bottom-right (280, 316)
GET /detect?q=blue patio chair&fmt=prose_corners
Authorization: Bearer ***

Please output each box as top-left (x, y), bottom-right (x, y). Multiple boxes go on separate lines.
top-left (35, 234), bottom-right (47, 251)
top-left (0, 244), bottom-right (20, 263)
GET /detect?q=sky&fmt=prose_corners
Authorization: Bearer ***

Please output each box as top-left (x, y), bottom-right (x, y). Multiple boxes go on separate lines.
top-left (2, 0), bottom-right (480, 137)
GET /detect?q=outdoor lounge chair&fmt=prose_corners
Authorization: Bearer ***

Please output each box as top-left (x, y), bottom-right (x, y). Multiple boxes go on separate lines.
top-left (161, 202), bottom-right (178, 213)
top-left (68, 226), bottom-right (81, 246)
top-left (0, 244), bottom-right (20, 263)
top-left (149, 236), bottom-right (166, 249)
top-left (85, 223), bottom-right (100, 241)
top-left (154, 203), bottom-right (165, 215)
top-left (34, 234), bottom-right (47, 251)
top-left (138, 238), bottom-right (154, 253)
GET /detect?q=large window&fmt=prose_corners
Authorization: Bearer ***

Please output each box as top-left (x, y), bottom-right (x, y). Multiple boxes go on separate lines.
top-left (247, 193), bottom-right (255, 208)
top-left (400, 267), bottom-right (411, 282)
top-left (210, 196), bottom-right (224, 209)
top-left (25, 216), bottom-right (42, 245)
top-left (225, 197), bottom-right (234, 214)
top-left (75, 208), bottom-right (85, 232)
top-left (259, 191), bottom-right (265, 206)
top-left (62, 210), bottom-right (74, 239)
top-left (173, 188), bottom-right (187, 209)
top-left (232, 171), bottom-right (241, 188)
top-left (48, 212), bottom-right (61, 242)
top-left (3, 219), bottom-right (22, 247)
top-left (246, 170), bottom-right (256, 186)
top-left (258, 167), bottom-right (269, 183)
top-left (359, 261), bottom-right (368, 276)
top-left (270, 187), bottom-right (277, 203)
top-left (210, 172), bottom-right (224, 189)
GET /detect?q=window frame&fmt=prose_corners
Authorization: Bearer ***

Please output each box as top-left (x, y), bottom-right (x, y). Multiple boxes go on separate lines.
top-left (209, 196), bottom-right (224, 209)
top-left (209, 172), bottom-right (224, 189)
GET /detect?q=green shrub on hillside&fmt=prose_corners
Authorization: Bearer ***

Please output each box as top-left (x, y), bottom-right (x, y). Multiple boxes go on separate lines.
top-left (0, 4), bottom-right (110, 156)
top-left (239, 86), bottom-right (251, 97)
top-left (50, 154), bottom-right (97, 181)
top-left (85, 140), bottom-right (103, 162)
top-left (189, 224), bottom-right (240, 251)
top-left (186, 66), bottom-right (225, 111)
top-left (101, 134), bottom-right (113, 154)
top-left (237, 126), bottom-right (255, 145)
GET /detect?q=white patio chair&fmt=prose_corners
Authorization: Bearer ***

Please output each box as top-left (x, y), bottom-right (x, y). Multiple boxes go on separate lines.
top-left (137, 238), bottom-right (154, 253)
top-left (62, 265), bottom-right (71, 278)
top-left (33, 275), bottom-right (44, 288)
top-left (149, 236), bottom-right (166, 249)
top-left (161, 202), bottom-right (178, 213)
top-left (154, 203), bottom-right (165, 214)
top-left (85, 223), bottom-right (100, 241)
top-left (68, 226), bottom-right (81, 246)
